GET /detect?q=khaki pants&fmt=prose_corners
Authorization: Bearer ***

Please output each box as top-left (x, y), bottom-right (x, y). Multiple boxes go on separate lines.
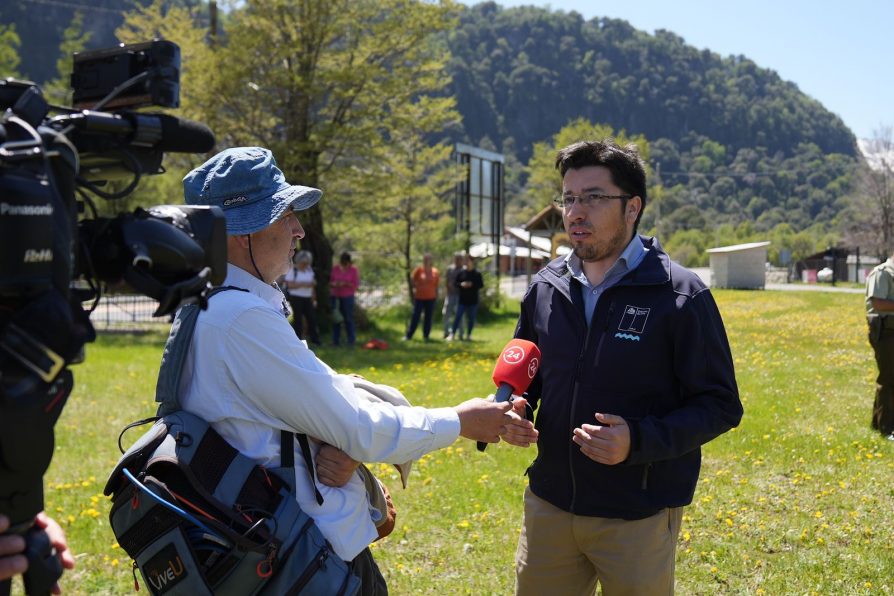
top-left (515, 487), bottom-right (682, 596)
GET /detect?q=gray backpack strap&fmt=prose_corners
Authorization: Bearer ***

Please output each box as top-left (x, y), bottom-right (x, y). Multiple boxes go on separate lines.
top-left (155, 286), bottom-right (246, 416)
top-left (154, 286), bottom-right (326, 503)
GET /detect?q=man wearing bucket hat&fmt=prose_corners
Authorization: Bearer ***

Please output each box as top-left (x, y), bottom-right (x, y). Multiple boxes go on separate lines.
top-left (176, 147), bottom-right (538, 593)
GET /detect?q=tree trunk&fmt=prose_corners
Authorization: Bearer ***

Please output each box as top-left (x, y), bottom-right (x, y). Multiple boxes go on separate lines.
top-left (279, 144), bottom-right (333, 321)
top-left (404, 213), bottom-right (414, 305)
top-left (299, 203), bottom-right (333, 321)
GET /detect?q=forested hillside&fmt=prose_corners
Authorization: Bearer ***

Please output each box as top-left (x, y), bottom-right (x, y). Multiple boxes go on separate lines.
top-left (447, 2), bottom-right (859, 237)
top-left (0, 1), bottom-right (155, 82)
top-left (448, 3), bottom-right (855, 161)
top-left (1, 0), bottom-right (867, 259)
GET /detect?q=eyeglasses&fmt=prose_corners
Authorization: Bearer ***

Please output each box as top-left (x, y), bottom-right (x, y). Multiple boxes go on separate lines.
top-left (553, 193), bottom-right (632, 209)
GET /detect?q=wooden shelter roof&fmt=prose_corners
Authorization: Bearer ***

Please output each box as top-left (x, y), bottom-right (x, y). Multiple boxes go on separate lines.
top-left (520, 204), bottom-right (568, 259)
top-left (522, 204), bottom-right (564, 237)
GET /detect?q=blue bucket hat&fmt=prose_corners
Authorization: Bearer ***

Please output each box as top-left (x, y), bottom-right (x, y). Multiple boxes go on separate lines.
top-left (183, 147), bottom-right (321, 235)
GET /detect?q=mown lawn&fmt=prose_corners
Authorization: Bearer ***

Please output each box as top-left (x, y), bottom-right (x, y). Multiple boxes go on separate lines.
top-left (13, 289), bottom-right (894, 594)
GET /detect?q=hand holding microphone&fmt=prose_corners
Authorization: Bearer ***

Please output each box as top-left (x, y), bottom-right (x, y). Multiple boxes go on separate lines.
top-left (478, 339), bottom-right (541, 452)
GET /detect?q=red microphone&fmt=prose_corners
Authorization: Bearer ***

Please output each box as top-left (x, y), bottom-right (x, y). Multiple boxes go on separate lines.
top-left (478, 339), bottom-right (541, 452)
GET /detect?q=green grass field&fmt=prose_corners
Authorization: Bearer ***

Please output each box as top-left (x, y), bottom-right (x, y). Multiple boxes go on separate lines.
top-left (14, 289), bottom-right (894, 594)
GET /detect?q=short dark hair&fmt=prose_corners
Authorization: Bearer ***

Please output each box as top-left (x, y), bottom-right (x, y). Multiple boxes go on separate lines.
top-left (340, 251), bottom-right (352, 265)
top-left (555, 139), bottom-right (648, 233)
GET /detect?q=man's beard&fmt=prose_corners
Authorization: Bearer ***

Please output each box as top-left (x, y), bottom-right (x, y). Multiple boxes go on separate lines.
top-left (572, 223), bottom-right (629, 262)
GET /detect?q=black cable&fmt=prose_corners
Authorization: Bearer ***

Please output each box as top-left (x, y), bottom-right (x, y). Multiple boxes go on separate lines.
top-left (247, 235), bottom-right (266, 282)
top-left (73, 189), bottom-right (105, 315)
top-left (75, 149), bottom-right (142, 200)
top-left (76, 187), bottom-right (98, 218)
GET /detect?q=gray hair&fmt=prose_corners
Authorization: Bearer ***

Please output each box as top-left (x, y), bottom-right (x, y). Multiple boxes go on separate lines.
top-left (294, 250), bottom-right (313, 265)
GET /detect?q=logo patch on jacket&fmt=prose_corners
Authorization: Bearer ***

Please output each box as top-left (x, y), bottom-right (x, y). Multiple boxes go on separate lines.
top-left (616, 305), bottom-right (650, 340)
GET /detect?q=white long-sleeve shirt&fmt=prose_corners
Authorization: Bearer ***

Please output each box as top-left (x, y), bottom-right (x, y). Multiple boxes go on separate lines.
top-left (283, 266), bottom-right (315, 298)
top-left (178, 264), bottom-right (460, 560)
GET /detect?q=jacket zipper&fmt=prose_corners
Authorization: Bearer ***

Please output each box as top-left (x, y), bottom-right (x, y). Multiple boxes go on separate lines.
top-left (592, 301), bottom-right (616, 368)
top-left (568, 288), bottom-right (602, 513)
top-left (569, 297), bottom-right (615, 512)
top-left (568, 288), bottom-right (594, 512)
top-left (568, 382), bottom-right (582, 512)
top-left (641, 463), bottom-right (652, 490)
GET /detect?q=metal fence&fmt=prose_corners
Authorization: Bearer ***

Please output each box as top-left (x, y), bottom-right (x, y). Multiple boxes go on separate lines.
top-left (87, 287), bottom-right (406, 333)
top-left (87, 294), bottom-right (170, 333)
top-left (87, 277), bottom-right (529, 334)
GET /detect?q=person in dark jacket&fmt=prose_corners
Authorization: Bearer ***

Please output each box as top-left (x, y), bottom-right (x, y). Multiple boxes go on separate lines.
top-left (507, 139), bottom-right (743, 595)
top-left (449, 255), bottom-right (484, 341)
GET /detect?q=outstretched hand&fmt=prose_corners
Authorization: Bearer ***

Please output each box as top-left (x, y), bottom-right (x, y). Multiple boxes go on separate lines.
top-left (455, 397), bottom-right (536, 444)
top-left (572, 412), bottom-right (631, 465)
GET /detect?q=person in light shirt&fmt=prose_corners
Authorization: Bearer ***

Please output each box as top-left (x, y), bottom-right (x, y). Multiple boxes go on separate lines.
top-left (282, 249), bottom-right (321, 345)
top-left (178, 147), bottom-right (538, 594)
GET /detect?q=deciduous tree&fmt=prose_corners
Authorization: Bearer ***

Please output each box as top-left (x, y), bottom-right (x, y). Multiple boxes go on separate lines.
top-left (327, 95), bottom-right (464, 302)
top-left (120, 0), bottom-right (460, 310)
top-left (43, 12), bottom-right (91, 106)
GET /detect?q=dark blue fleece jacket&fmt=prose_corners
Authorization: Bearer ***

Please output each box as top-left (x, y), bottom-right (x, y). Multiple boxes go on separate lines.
top-left (515, 236), bottom-right (743, 519)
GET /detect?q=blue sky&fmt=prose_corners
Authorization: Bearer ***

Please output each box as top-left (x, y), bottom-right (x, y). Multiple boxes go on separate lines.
top-left (460, 0), bottom-right (891, 141)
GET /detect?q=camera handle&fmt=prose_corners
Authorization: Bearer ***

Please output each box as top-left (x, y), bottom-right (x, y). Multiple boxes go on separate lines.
top-left (0, 358), bottom-right (73, 596)
top-left (0, 522), bottom-right (63, 596)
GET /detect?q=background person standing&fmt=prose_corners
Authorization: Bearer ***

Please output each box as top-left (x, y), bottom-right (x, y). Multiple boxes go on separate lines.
top-left (442, 252), bottom-right (464, 339)
top-left (283, 250), bottom-right (321, 345)
top-left (865, 254), bottom-right (894, 439)
top-left (330, 252), bottom-right (359, 346)
top-left (404, 253), bottom-right (439, 341)
top-left (449, 255), bottom-right (484, 342)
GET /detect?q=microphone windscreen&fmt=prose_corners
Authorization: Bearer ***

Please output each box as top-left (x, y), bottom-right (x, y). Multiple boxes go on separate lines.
top-left (492, 339), bottom-right (541, 395)
top-left (155, 114), bottom-right (215, 153)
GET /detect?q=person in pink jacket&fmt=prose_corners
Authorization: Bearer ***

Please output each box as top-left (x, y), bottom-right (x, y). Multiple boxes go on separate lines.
top-left (330, 252), bottom-right (359, 346)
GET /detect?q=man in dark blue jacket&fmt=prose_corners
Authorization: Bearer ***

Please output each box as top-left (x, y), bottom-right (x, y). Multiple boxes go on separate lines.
top-left (509, 140), bottom-right (743, 595)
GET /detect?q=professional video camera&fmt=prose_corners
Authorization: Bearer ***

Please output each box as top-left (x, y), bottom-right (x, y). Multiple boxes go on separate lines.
top-left (0, 40), bottom-right (225, 595)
